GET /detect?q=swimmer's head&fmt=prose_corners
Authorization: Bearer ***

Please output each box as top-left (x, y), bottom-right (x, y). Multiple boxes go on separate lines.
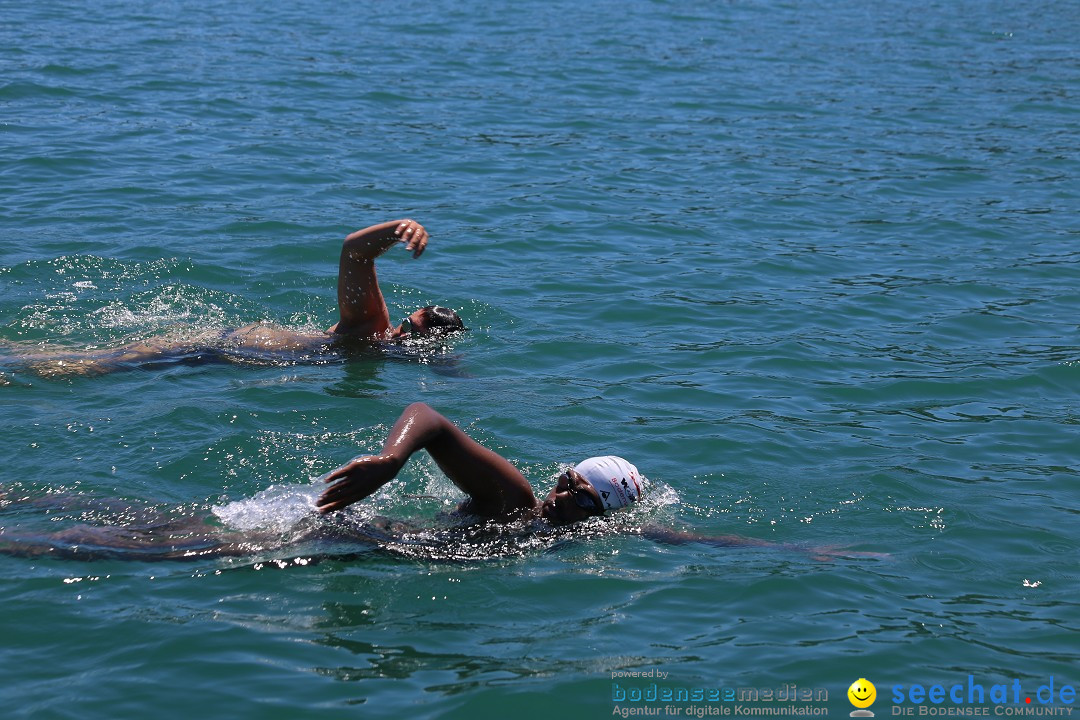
top-left (540, 456), bottom-right (645, 525)
top-left (573, 456), bottom-right (645, 511)
top-left (392, 305), bottom-right (466, 338)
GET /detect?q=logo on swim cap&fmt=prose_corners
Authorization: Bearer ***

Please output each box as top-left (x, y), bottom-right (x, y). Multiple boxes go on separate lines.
top-left (572, 456), bottom-right (644, 511)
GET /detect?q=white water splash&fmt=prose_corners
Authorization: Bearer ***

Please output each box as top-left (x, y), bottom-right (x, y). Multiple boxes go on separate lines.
top-left (212, 483), bottom-right (320, 533)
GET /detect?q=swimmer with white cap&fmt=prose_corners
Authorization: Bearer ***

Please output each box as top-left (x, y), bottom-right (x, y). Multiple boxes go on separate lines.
top-left (3, 403), bottom-right (887, 561)
top-left (317, 402), bottom-right (645, 525)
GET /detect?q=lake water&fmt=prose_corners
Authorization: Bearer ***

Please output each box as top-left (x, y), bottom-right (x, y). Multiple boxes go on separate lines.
top-left (1, 1), bottom-right (1077, 718)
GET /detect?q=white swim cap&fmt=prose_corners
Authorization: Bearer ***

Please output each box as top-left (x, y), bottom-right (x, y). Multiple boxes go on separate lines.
top-left (573, 456), bottom-right (645, 512)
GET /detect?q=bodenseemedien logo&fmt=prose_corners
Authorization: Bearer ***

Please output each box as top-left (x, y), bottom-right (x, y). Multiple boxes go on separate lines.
top-left (848, 678), bottom-right (877, 717)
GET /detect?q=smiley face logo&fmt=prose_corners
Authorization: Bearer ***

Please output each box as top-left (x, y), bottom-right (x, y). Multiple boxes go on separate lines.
top-left (848, 678), bottom-right (877, 711)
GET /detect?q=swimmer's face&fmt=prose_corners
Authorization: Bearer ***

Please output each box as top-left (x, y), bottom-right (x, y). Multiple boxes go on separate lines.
top-left (391, 309), bottom-right (428, 339)
top-left (541, 468), bottom-right (605, 525)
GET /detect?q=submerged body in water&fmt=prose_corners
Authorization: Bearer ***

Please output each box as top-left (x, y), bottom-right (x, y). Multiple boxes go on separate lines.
top-left (0, 487), bottom-right (544, 563)
top-left (0, 484), bottom-right (875, 564)
top-left (1, 322), bottom-right (465, 378)
top-left (4, 323), bottom-right (347, 377)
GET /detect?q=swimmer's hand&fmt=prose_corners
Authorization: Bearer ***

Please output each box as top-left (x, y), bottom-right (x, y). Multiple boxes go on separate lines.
top-left (316, 454), bottom-right (403, 514)
top-left (393, 219), bottom-right (429, 259)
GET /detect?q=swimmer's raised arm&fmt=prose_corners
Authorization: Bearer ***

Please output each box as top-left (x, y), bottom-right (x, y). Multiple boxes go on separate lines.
top-left (328, 219), bottom-right (430, 338)
top-left (316, 402), bottom-right (537, 517)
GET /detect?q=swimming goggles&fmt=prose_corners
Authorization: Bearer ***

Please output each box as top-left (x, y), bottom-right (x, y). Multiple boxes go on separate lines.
top-left (566, 476), bottom-right (605, 515)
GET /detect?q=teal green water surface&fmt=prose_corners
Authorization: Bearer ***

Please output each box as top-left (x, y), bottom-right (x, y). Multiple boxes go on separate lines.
top-left (2, 1), bottom-right (1078, 719)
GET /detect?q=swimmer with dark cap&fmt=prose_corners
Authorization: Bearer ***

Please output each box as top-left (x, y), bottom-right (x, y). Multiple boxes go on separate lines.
top-left (4, 219), bottom-right (465, 375)
top-left (325, 219), bottom-right (465, 340)
top-left (317, 402), bottom-right (644, 524)
top-left (222, 218), bottom-right (464, 351)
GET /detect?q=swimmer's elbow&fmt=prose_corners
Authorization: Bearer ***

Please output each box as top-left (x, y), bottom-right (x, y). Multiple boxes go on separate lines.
top-left (404, 401), bottom-right (435, 416)
top-left (402, 402), bottom-right (450, 431)
top-left (342, 221), bottom-right (399, 257)
top-left (340, 234), bottom-right (378, 261)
